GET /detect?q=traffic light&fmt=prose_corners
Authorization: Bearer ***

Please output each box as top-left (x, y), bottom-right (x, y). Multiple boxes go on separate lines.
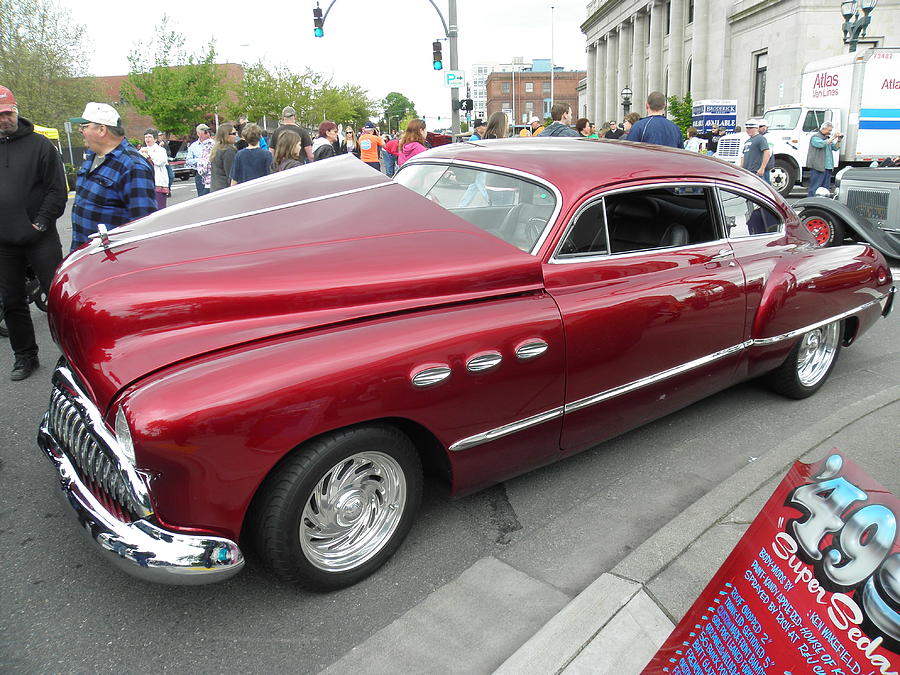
top-left (313, 5), bottom-right (324, 38)
top-left (432, 41), bottom-right (443, 71)
top-left (459, 99), bottom-right (474, 111)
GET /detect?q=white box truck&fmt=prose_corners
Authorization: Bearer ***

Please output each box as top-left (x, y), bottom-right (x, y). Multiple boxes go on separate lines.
top-left (714, 47), bottom-right (900, 197)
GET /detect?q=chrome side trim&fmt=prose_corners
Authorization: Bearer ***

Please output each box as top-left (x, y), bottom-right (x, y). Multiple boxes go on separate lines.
top-left (82, 181), bottom-right (395, 256)
top-left (449, 407), bottom-right (564, 452)
top-left (516, 339), bottom-right (549, 360)
top-left (752, 292), bottom-right (893, 346)
top-left (466, 352), bottom-right (502, 373)
top-left (411, 365), bottom-right (452, 388)
top-left (565, 341), bottom-right (751, 414)
top-left (449, 290), bottom-right (894, 452)
top-left (38, 420), bottom-right (244, 584)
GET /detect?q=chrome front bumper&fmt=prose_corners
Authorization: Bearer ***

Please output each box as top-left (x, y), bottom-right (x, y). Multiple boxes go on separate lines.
top-left (38, 417), bottom-right (244, 585)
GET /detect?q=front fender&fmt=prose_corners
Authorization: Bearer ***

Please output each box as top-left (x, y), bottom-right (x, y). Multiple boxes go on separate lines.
top-left (794, 197), bottom-right (900, 258)
top-left (116, 294), bottom-right (566, 540)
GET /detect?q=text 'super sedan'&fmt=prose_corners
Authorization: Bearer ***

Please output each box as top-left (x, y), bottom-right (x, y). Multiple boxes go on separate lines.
top-left (39, 139), bottom-right (895, 590)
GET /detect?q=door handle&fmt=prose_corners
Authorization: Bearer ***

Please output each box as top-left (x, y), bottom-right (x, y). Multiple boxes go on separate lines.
top-left (710, 249), bottom-right (734, 261)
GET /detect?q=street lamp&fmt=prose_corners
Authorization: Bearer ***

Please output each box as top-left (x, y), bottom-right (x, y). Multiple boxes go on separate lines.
top-left (621, 86), bottom-right (633, 117)
top-left (841, 0), bottom-right (877, 52)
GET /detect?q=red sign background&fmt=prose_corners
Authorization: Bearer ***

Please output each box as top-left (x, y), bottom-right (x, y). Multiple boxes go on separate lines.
top-left (645, 453), bottom-right (899, 675)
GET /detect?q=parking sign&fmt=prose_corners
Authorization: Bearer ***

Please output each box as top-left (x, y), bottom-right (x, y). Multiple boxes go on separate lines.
top-left (444, 70), bottom-right (465, 90)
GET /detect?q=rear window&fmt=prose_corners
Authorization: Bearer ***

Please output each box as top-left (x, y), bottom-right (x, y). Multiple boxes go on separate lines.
top-left (395, 163), bottom-right (557, 253)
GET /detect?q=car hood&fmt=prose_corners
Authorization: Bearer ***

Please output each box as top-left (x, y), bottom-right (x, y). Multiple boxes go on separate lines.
top-left (51, 156), bottom-right (545, 410)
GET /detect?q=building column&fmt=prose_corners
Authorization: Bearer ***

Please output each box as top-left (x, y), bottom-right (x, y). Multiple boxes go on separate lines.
top-left (648, 0), bottom-right (664, 96)
top-left (632, 11), bottom-right (647, 113)
top-left (595, 39), bottom-right (607, 123)
top-left (691, 0), bottom-right (708, 97)
top-left (668, 0), bottom-right (686, 97)
top-left (605, 30), bottom-right (618, 122)
top-left (616, 22), bottom-right (631, 122)
top-left (586, 43), bottom-right (597, 121)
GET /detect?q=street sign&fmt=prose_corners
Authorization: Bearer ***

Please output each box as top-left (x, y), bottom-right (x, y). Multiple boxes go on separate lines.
top-left (444, 70), bottom-right (465, 90)
top-left (64, 121), bottom-right (72, 133)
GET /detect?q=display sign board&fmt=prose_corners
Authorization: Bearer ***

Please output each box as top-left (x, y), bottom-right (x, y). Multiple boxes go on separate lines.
top-left (645, 453), bottom-right (899, 674)
top-left (444, 70), bottom-right (465, 90)
top-left (691, 99), bottom-right (737, 133)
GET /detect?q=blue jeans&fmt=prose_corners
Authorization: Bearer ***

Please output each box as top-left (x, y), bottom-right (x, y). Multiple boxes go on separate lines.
top-left (383, 152), bottom-right (397, 177)
top-left (808, 169), bottom-right (832, 196)
top-left (195, 174), bottom-right (209, 197)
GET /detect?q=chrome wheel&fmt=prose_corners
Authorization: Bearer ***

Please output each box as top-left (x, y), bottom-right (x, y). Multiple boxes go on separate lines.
top-left (796, 321), bottom-right (840, 387)
top-left (299, 451), bottom-right (407, 572)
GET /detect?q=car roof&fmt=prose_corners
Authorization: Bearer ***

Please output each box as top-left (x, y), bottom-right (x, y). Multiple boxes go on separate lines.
top-left (411, 137), bottom-right (766, 200)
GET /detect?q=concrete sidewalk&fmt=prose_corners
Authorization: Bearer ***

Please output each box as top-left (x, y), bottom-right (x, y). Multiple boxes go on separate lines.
top-left (495, 385), bottom-right (900, 674)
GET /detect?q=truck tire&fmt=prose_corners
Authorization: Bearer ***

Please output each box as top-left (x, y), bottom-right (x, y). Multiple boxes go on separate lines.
top-left (252, 424), bottom-right (423, 591)
top-left (769, 159), bottom-right (797, 198)
top-left (801, 208), bottom-right (845, 247)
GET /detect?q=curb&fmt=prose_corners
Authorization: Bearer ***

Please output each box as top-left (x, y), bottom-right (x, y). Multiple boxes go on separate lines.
top-left (496, 384), bottom-right (900, 675)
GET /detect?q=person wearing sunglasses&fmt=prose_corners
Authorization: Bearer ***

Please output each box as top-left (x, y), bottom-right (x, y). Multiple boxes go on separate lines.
top-left (340, 127), bottom-right (360, 158)
top-left (210, 123), bottom-right (238, 192)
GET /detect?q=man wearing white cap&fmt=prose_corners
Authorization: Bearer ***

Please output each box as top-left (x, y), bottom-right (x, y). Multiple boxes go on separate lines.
top-left (69, 102), bottom-right (156, 251)
top-left (739, 119), bottom-right (771, 183)
top-left (519, 116), bottom-right (545, 137)
top-left (0, 85), bottom-right (68, 381)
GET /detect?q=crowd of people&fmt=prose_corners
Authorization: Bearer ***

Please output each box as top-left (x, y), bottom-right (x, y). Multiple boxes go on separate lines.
top-left (0, 84), bottom-right (847, 382)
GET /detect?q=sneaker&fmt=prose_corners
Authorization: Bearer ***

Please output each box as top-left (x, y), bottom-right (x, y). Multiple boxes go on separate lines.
top-left (11, 355), bottom-right (39, 381)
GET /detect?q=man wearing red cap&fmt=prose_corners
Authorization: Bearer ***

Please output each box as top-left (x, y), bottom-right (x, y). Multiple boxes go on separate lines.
top-left (0, 85), bottom-right (68, 381)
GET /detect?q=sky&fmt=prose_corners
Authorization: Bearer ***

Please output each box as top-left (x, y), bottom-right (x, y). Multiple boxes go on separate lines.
top-left (66, 0), bottom-right (589, 129)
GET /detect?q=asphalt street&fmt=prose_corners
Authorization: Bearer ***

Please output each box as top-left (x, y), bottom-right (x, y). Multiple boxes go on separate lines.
top-left (0, 179), bottom-right (897, 673)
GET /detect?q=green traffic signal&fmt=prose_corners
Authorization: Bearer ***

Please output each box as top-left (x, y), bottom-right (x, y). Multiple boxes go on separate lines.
top-left (313, 5), bottom-right (324, 38)
top-left (432, 40), bottom-right (443, 71)
top-left (433, 60), bottom-right (443, 71)
top-left (314, 26), bottom-right (324, 37)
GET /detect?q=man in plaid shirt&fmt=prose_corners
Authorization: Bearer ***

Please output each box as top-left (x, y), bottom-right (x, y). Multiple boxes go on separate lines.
top-left (70, 102), bottom-right (156, 252)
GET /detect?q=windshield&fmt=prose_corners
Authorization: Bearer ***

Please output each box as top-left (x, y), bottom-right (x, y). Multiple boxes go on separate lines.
top-left (763, 108), bottom-right (801, 130)
top-left (394, 163), bottom-right (557, 253)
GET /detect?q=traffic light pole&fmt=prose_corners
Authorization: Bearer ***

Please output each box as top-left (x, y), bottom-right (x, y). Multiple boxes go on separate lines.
top-left (315, 0), bottom-right (460, 138)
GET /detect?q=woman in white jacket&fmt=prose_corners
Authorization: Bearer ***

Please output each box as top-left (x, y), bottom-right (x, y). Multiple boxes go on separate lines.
top-left (140, 129), bottom-right (170, 209)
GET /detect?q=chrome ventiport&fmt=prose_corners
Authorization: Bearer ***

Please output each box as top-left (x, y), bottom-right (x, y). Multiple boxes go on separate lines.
top-left (515, 339), bottom-right (549, 361)
top-left (410, 365), bottom-right (452, 388)
top-left (466, 352), bottom-right (502, 373)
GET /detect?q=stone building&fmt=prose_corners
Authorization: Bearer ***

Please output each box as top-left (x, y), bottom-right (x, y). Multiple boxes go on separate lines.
top-left (581, 0), bottom-right (900, 124)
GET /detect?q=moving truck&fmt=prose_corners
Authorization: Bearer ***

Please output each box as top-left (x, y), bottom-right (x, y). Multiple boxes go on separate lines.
top-left (714, 47), bottom-right (900, 196)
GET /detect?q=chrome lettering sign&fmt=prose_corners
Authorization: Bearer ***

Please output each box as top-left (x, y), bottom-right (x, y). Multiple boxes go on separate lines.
top-left (786, 453), bottom-right (899, 654)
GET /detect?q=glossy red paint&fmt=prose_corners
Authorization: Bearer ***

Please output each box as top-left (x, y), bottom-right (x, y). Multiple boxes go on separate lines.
top-left (46, 139), bottom-right (894, 550)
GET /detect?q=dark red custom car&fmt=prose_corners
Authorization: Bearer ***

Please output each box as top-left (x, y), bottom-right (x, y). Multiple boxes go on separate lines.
top-left (39, 139), bottom-right (895, 589)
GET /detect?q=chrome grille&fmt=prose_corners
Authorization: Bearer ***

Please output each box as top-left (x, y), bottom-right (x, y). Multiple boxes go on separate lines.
top-left (716, 138), bottom-right (743, 159)
top-left (48, 387), bottom-right (138, 521)
top-left (846, 188), bottom-right (889, 224)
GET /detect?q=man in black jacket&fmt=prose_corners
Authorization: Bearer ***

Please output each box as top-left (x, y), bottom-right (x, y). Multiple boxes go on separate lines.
top-left (0, 86), bottom-right (67, 381)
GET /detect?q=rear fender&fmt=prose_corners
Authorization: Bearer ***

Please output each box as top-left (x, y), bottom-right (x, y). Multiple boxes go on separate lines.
top-left (747, 243), bottom-right (893, 377)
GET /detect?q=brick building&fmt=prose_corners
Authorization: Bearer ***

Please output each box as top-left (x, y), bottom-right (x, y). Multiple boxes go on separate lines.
top-left (485, 62), bottom-right (586, 127)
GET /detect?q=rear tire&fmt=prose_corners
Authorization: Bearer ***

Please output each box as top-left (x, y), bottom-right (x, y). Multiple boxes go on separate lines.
top-left (252, 425), bottom-right (422, 591)
top-left (801, 208), bottom-right (845, 248)
top-left (765, 320), bottom-right (842, 399)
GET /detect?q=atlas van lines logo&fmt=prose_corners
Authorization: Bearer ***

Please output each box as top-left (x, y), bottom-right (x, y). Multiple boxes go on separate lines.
top-left (812, 71), bottom-right (841, 98)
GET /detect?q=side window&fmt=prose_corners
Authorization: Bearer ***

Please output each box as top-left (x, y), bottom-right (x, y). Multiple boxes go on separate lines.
top-left (802, 110), bottom-right (826, 132)
top-left (558, 200), bottom-right (608, 256)
top-left (719, 189), bottom-right (783, 237)
top-left (604, 187), bottom-right (718, 254)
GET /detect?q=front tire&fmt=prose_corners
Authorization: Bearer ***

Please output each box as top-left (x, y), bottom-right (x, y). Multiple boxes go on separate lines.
top-left (770, 159), bottom-right (797, 198)
top-left (252, 425), bottom-right (423, 591)
top-left (801, 209), bottom-right (845, 248)
top-left (765, 320), bottom-right (842, 399)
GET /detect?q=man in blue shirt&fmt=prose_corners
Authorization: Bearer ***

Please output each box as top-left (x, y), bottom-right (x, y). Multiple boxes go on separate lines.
top-left (627, 91), bottom-right (684, 148)
top-left (739, 119), bottom-right (772, 182)
top-left (70, 102), bottom-right (156, 251)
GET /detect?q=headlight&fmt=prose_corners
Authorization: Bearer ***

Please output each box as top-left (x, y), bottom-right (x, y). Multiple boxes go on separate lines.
top-left (115, 405), bottom-right (136, 465)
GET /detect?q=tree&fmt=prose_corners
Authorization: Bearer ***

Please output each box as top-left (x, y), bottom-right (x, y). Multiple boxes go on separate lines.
top-left (0, 0), bottom-right (101, 130)
top-left (121, 16), bottom-right (226, 136)
top-left (667, 92), bottom-right (695, 136)
top-left (381, 92), bottom-right (418, 132)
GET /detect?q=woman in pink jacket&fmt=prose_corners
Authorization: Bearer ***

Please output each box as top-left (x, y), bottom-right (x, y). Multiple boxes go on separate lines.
top-left (398, 119), bottom-right (429, 167)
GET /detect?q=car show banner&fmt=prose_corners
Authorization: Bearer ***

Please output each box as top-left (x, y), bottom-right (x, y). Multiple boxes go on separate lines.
top-left (644, 453), bottom-right (899, 675)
